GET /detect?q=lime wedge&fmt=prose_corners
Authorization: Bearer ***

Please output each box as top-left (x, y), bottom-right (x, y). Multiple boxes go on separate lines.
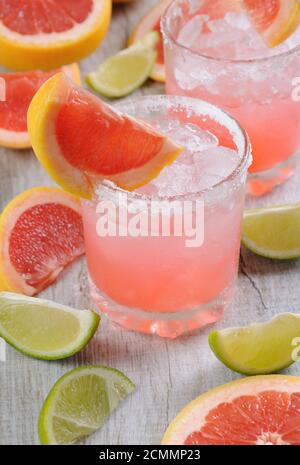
top-left (85, 31), bottom-right (159, 98)
top-left (0, 292), bottom-right (100, 360)
top-left (242, 204), bottom-right (300, 259)
top-left (38, 366), bottom-right (135, 445)
top-left (209, 313), bottom-right (300, 375)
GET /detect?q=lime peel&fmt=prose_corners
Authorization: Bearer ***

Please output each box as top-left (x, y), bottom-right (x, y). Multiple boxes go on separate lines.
top-left (242, 204), bottom-right (300, 259)
top-left (0, 292), bottom-right (100, 360)
top-left (209, 313), bottom-right (300, 375)
top-left (38, 365), bottom-right (135, 445)
top-left (85, 31), bottom-right (159, 98)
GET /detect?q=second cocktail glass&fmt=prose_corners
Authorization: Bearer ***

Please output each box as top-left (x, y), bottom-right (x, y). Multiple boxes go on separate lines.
top-left (161, 0), bottom-right (300, 195)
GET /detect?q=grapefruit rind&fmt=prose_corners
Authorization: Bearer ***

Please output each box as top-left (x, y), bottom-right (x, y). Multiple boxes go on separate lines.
top-left (0, 63), bottom-right (81, 150)
top-left (38, 366), bottom-right (135, 445)
top-left (242, 204), bottom-right (300, 260)
top-left (0, 0), bottom-right (112, 71)
top-left (0, 292), bottom-right (100, 360)
top-left (128, 0), bottom-right (173, 82)
top-left (162, 375), bottom-right (300, 445)
top-left (0, 187), bottom-right (83, 295)
top-left (28, 74), bottom-right (92, 199)
top-left (28, 73), bottom-right (183, 199)
top-left (209, 313), bottom-right (300, 375)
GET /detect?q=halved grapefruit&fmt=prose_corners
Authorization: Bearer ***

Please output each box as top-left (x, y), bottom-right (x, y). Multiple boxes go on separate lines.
top-left (0, 64), bottom-right (80, 149)
top-left (0, 0), bottom-right (112, 71)
top-left (128, 0), bottom-right (173, 82)
top-left (242, 0), bottom-right (300, 47)
top-left (0, 187), bottom-right (85, 296)
top-left (162, 375), bottom-right (300, 445)
top-left (28, 73), bottom-right (183, 199)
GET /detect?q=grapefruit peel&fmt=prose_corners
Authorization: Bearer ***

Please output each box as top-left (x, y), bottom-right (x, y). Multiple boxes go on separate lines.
top-left (28, 73), bottom-right (183, 199)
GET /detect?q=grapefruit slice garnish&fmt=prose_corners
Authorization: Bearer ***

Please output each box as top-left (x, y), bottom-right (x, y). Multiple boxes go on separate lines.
top-left (162, 375), bottom-right (300, 445)
top-left (0, 187), bottom-right (85, 296)
top-left (0, 64), bottom-right (80, 150)
top-left (128, 0), bottom-right (173, 82)
top-left (242, 0), bottom-right (300, 47)
top-left (0, 0), bottom-right (112, 71)
top-left (28, 73), bottom-right (183, 199)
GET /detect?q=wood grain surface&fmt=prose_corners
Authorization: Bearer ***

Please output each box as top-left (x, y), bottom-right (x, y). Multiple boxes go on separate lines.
top-left (0, 0), bottom-right (300, 445)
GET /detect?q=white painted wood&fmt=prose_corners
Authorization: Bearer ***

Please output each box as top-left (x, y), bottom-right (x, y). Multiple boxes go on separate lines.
top-left (0, 0), bottom-right (300, 446)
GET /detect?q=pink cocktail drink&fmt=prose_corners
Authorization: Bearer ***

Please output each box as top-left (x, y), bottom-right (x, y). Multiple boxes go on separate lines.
top-left (161, 0), bottom-right (300, 195)
top-left (81, 96), bottom-right (251, 338)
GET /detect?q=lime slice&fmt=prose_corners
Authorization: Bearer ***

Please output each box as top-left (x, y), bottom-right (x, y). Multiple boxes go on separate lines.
top-left (38, 366), bottom-right (135, 445)
top-left (209, 313), bottom-right (300, 375)
top-left (242, 204), bottom-right (300, 259)
top-left (85, 31), bottom-right (159, 98)
top-left (0, 292), bottom-right (100, 360)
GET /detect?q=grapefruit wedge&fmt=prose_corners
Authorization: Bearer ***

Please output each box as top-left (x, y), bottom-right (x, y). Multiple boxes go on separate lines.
top-left (128, 0), bottom-right (173, 82)
top-left (242, 0), bottom-right (300, 47)
top-left (0, 0), bottom-right (112, 71)
top-left (162, 375), bottom-right (300, 445)
top-left (28, 73), bottom-right (183, 199)
top-left (0, 187), bottom-right (84, 296)
top-left (0, 64), bottom-right (80, 150)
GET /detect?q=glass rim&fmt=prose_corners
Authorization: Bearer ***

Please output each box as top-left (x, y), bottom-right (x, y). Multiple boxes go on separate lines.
top-left (94, 94), bottom-right (251, 202)
top-left (161, 0), bottom-right (300, 65)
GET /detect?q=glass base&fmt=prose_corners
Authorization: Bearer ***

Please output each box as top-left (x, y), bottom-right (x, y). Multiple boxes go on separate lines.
top-left (247, 151), bottom-right (300, 197)
top-left (88, 276), bottom-right (234, 338)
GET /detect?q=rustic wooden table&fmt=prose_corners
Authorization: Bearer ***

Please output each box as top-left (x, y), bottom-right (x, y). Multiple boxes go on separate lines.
top-left (1, 0), bottom-right (300, 446)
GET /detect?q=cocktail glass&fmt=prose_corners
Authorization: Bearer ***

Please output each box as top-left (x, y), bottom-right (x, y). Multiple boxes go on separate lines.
top-left (81, 95), bottom-right (251, 338)
top-left (161, 0), bottom-right (300, 196)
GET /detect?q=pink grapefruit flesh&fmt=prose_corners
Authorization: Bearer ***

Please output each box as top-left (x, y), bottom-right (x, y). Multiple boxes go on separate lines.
top-left (0, 64), bottom-right (80, 149)
top-left (162, 375), bottom-right (300, 445)
top-left (28, 73), bottom-right (183, 198)
top-left (242, 0), bottom-right (300, 47)
top-left (0, 0), bottom-right (94, 35)
top-left (0, 187), bottom-right (84, 296)
top-left (0, 0), bottom-right (112, 71)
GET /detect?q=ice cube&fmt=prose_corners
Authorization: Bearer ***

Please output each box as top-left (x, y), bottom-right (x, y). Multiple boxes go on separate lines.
top-left (172, 125), bottom-right (219, 155)
top-left (177, 15), bottom-right (208, 48)
top-left (174, 64), bottom-right (200, 91)
top-left (186, 125), bottom-right (219, 149)
top-left (152, 163), bottom-right (198, 197)
top-left (207, 18), bottom-right (231, 34)
top-left (193, 147), bottom-right (239, 190)
top-left (224, 11), bottom-right (251, 30)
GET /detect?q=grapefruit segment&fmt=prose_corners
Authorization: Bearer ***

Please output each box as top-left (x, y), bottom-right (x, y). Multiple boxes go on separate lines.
top-left (28, 73), bottom-right (183, 199)
top-left (242, 0), bottom-right (300, 47)
top-left (0, 64), bottom-right (80, 149)
top-left (0, 0), bottom-right (112, 71)
top-left (162, 375), bottom-right (300, 445)
top-left (128, 0), bottom-right (173, 82)
top-left (0, 187), bottom-right (84, 296)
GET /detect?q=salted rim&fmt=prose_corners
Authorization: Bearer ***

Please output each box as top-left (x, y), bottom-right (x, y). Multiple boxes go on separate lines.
top-left (95, 94), bottom-right (251, 202)
top-left (161, 0), bottom-right (300, 65)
